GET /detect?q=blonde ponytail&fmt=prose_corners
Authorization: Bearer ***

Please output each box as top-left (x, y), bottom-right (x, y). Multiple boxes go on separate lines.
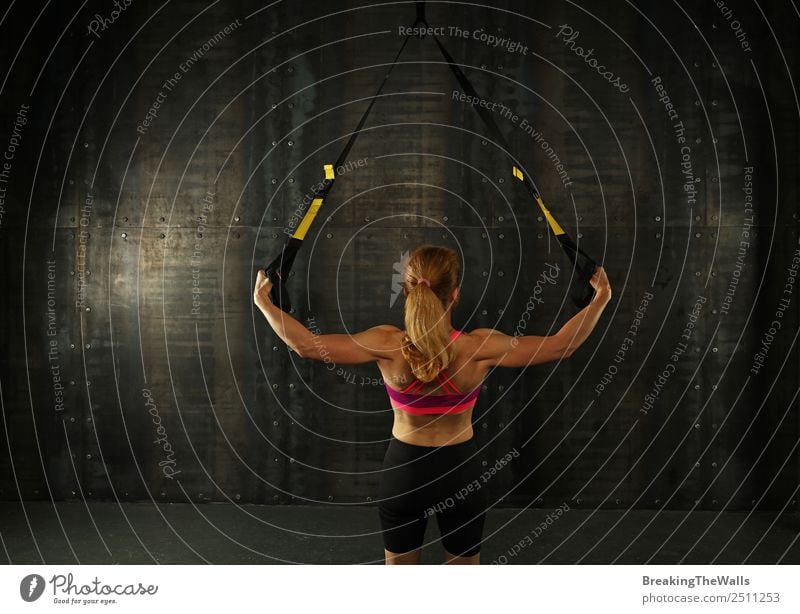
top-left (400, 246), bottom-right (460, 383)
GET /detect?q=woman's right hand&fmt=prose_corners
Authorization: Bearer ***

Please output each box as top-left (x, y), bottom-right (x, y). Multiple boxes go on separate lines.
top-left (590, 266), bottom-right (611, 302)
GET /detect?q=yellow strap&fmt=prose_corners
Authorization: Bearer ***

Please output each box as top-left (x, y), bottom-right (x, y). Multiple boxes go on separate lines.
top-left (324, 164), bottom-right (335, 180)
top-left (512, 165), bottom-right (565, 236)
top-left (292, 198), bottom-right (324, 240)
top-left (535, 196), bottom-right (565, 236)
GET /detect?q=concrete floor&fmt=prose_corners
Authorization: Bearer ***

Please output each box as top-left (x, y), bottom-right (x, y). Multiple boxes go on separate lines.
top-left (1, 502), bottom-right (798, 564)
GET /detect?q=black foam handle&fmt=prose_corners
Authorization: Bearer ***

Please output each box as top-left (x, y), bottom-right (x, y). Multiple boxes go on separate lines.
top-left (570, 262), bottom-right (597, 309)
top-left (264, 238), bottom-right (301, 314)
top-left (266, 268), bottom-right (292, 313)
top-left (558, 235), bottom-right (597, 309)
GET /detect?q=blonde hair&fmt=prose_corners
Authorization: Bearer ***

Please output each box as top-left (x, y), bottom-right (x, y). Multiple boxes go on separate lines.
top-left (400, 245), bottom-right (460, 383)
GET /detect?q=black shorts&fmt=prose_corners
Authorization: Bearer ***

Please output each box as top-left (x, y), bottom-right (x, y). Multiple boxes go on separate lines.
top-left (378, 436), bottom-right (487, 557)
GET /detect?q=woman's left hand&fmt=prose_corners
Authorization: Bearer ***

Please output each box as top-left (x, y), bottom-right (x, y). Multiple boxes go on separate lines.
top-left (253, 269), bottom-right (275, 306)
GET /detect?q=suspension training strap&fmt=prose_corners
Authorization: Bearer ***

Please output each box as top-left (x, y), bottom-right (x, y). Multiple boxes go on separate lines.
top-left (427, 18), bottom-right (597, 308)
top-left (264, 26), bottom-right (418, 312)
top-left (265, 1), bottom-right (598, 313)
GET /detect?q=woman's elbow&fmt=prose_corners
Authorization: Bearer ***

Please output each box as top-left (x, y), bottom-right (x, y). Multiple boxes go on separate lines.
top-left (289, 341), bottom-right (310, 358)
top-left (553, 334), bottom-right (576, 359)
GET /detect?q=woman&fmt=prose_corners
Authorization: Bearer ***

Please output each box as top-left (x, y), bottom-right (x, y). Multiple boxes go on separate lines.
top-left (253, 245), bottom-right (611, 564)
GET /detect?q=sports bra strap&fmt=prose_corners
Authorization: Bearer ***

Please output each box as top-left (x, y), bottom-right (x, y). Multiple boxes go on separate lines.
top-left (398, 330), bottom-right (463, 393)
top-left (401, 378), bottom-right (424, 393)
top-left (436, 370), bottom-right (461, 394)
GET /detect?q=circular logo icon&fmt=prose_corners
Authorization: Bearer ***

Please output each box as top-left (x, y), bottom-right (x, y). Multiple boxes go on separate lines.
top-left (20, 574), bottom-right (45, 602)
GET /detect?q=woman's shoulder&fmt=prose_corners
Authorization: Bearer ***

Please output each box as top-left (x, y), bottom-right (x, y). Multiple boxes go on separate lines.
top-left (374, 325), bottom-right (405, 345)
top-left (375, 324), bottom-right (403, 333)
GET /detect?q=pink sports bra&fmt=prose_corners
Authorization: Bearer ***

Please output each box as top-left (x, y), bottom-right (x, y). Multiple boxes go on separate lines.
top-left (385, 330), bottom-right (481, 415)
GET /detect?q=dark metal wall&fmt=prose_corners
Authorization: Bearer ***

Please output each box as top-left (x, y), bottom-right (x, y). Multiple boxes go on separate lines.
top-left (0, 0), bottom-right (797, 511)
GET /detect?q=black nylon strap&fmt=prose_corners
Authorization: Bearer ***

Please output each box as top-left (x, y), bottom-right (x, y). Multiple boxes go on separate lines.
top-left (317, 33), bottom-right (414, 200)
top-left (265, 29), bottom-right (416, 312)
top-left (266, 1), bottom-right (598, 313)
top-left (431, 34), bottom-right (541, 199)
top-left (430, 31), bottom-right (598, 308)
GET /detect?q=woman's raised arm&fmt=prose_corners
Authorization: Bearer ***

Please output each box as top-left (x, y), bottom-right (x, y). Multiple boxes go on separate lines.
top-left (253, 270), bottom-right (397, 364)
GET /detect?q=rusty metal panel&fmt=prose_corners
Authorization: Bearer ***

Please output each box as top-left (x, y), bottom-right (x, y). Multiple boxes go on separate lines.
top-left (0, 0), bottom-right (797, 517)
